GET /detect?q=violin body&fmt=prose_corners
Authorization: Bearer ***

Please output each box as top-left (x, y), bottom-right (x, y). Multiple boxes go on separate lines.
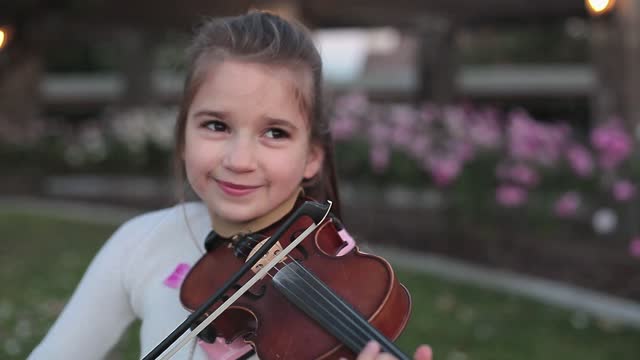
top-left (180, 210), bottom-right (412, 359)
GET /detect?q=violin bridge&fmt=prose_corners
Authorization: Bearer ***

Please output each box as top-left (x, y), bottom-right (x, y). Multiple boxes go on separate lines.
top-left (246, 237), bottom-right (287, 275)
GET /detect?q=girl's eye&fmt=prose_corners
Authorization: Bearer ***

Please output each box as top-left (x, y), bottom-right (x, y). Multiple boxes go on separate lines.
top-left (204, 120), bottom-right (228, 132)
top-left (265, 128), bottom-right (290, 139)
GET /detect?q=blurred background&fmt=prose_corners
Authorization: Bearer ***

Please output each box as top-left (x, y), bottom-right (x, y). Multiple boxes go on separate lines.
top-left (2, 0), bottom-right (640, 359)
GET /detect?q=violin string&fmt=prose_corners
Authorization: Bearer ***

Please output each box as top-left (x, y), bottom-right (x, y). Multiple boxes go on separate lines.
top-left (232, 243), bottom-right (371, 350)
top-left (274, 280), bottom-right (366, 353)
top-left (265, 263), bottom-right (279, 279)
top-left (295, 262), bottom-right (381, 350)
top-left (295, 263), bottom-right (373, 349)
top-left (231, 233), bottom-right (383, 353)
top-left (276, 239), bottom-right (370, 348)
top-left (271, 261), bottom-right (372, 352)
top-left (288, 261), bottom-right (403, 355)
top-left (270, 243), bottom-right (375, 350)
top-left (280, 250), bottom-right (405, 356)
top-left (281, 240), bottom-right (377, 348)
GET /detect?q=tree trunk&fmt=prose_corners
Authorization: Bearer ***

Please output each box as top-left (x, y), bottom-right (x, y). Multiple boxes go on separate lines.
top-left (0, 24), bottom-right (45, 145)
top-left (616, 0), bottom-right (640, 129)
top-left (116, 29), bottom-right (157, 108)
top-left (415, 21), bottom-right (459, 105)
top-left (589, 16), bottom-right (624, 124)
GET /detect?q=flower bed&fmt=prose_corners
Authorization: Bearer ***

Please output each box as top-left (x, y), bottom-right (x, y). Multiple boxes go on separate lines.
top-left (330, 93), bottom-right (640, 259)
top-left (2, 96), bottom-right (640, 300)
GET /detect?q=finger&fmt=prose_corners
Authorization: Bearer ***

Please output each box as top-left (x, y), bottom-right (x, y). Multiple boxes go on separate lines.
top-left (413, 345), bottom-right (433, 360)
top-left (357, 341), bottom-right (381, 360)
top-left (376, 353), bottom-right (398, 360)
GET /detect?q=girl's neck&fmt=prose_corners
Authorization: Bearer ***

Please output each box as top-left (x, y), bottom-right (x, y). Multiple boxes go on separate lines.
top-left (210, 189), bottom-right (302, 238)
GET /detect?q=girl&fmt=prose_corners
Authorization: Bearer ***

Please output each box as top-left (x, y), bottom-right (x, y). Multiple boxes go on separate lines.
top-left (28, 11), bottom-right (432, 360)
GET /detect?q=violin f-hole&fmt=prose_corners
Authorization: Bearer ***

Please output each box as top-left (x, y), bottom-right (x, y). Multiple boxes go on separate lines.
top-left (289, 229), bottom-right (309, 261)
top-left (190, 315), bottom-right (218, 343)
top-left (231, 283), bottom-right (267, 300)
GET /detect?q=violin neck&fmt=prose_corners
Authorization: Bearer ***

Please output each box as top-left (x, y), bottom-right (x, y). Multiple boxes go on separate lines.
top-left (272, 262), bottom-right (411, 360)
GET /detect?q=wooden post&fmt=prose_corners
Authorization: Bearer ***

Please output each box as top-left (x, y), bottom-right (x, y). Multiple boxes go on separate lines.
top-left (260, 0), bottom-right (302, 21)
top-left (415, 20), bottom-right (458, 105)
top-left (0, 16), bottom-right (45, 144)
top-left (612, 0), bottom-right (640, 254)
top-left (116, 29), bottom-right (157, 107)
top-left (616, 0), bottom-right (640, 129)
top-left (589, 16), bottom-right (623, 123)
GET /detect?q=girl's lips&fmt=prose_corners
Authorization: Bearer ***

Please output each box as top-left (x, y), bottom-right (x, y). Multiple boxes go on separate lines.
top-left (216, 180), bottom-right (262, 196)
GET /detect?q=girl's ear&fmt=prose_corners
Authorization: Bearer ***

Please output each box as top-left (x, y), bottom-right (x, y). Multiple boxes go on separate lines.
top-left (303, 143), bottom-right (325, 180)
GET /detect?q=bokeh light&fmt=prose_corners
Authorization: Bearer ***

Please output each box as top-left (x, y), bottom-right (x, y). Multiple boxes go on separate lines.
top-left (586, 0), bottom-right (616, 16)
top-left (0, 28), bottom-right (6, 50)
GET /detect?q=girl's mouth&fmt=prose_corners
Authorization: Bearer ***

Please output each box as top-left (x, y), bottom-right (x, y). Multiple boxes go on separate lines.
top-left (216, 180), bottom-right (262, 196)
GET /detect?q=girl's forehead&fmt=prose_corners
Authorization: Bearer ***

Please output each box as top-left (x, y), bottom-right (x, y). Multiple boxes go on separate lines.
top-left (191, 60), bottom-right (313, 119)
top-left (202, 60), bottom-right (310, 95)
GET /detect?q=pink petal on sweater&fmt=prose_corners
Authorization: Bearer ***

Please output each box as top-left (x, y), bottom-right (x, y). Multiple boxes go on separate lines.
top-left (163, 263), bottom-right (191, 289)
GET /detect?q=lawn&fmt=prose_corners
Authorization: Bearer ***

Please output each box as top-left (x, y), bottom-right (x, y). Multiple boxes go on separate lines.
top-left (1, 210), bottom-right (639, 359)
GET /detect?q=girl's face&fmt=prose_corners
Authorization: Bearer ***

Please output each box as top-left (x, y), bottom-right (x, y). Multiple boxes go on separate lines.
top-left (184, 60), bottom-right (323, 226)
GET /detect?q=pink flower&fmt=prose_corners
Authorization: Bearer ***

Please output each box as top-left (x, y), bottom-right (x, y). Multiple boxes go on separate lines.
top-left (389, 105), bottom-right (417, 129)
top-left (330, 115), bottom-right (359, 141)
top-left (612, 180), bottom-right (636, 202)
top-left (369, 145), bottom-right (390, 173)
top-left (507, 110), bottom-right (570, 167)
top-left (391, 127), bottom-right (413, 148)
top-left (457, 142), bottom-right (476, 162)
top-left (554, 192), bottom-right (581, 218)
top-left (420, 104), bottom-right (438, 124)
top-left (335, 92), bottom-right (369, 116)
top-left (591, 118), bottom-right (633, 170)
top-left (630, 237), bottom-right (640, 258)
top-left (496, 163), bottom-right (539, 187)
top-left (495, 185), bottom-right (528, 207)
top-left (428, 157), bottom-right (462, 187)
top-left (566, 144), bottom-right (594, 177)
top-left (368, 123), bottom-right (390, 144)
top-left (468, 109), bottom-right (502, 149)
top-left (408, 137), bottom-right (429, 159)
top-left (511, 164), bottom-right (539, 187)
top-left (442, 106), bottom-right (467, 138)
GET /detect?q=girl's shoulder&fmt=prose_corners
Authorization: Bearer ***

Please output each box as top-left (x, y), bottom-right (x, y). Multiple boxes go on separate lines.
top-left (117, 201), bottom-right (209, 237)
top-left (106, 201), bottom-right (210, 258)
top-left (110, 202), bottom-right (210, 304)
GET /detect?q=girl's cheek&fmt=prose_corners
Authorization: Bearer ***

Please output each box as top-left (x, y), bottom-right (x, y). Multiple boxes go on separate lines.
top-left (184, 162), bottom-right (205, 191)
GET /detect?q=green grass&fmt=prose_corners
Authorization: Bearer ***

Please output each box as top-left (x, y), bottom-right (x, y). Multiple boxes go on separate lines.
top-left (0, 211), bottom-right (140, 359)
top-left (396, 271), bottom-right (640, 359)
top-left (1, 211), bottom-right (639, 359)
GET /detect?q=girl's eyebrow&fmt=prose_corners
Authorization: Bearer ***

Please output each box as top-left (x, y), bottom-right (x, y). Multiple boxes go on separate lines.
top-left (265, 117), bottom-right (298, 131)
top-left (191, 109), bottom-right (298, 131)
top-left (192, 109), bottom-right (228, 119)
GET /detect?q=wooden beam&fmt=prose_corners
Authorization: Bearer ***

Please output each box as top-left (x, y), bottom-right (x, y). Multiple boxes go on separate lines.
top-left (301, 0), bottom-right (587, 28)
top-left (617, 0), bottom-right (640, 128)
top-left (70, 0), bottom-right (253, 31)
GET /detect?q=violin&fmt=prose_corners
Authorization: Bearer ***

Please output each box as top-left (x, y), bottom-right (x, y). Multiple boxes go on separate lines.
top-left (144, 198), bottom-right (412, 360)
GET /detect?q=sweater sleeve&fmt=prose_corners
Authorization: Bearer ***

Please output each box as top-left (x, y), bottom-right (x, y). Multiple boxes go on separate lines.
top-left (28, 216), bottom-right (148, 360)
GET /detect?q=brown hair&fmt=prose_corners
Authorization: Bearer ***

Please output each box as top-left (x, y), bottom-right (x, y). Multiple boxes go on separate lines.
top-left (173, 10), bottom-right (341, 217)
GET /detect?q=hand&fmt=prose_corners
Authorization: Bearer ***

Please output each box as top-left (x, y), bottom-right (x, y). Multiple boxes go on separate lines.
top-left (349, 341), bottom-right (433, 360)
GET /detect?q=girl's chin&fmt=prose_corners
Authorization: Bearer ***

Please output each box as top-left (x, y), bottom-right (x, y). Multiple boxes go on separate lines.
top-left (224, 214), bottom-right (258, 224)
top-left (210, 207), bottom-right (263, 225)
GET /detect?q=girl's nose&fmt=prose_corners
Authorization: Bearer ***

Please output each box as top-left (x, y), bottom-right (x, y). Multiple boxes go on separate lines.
top-left (222, 136), bottom-right (257, 173)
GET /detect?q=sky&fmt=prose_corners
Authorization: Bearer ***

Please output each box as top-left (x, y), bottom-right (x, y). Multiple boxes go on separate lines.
top-left (314, 28), bottom-right (400, 84)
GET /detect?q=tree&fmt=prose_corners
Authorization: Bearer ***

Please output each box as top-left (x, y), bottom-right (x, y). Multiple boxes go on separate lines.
top-left (0, 0), bottom-right (252, 139)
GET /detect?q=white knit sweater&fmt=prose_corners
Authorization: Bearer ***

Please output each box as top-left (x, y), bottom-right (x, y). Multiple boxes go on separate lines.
top-left (29, 202), bottom-right (258, 360)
